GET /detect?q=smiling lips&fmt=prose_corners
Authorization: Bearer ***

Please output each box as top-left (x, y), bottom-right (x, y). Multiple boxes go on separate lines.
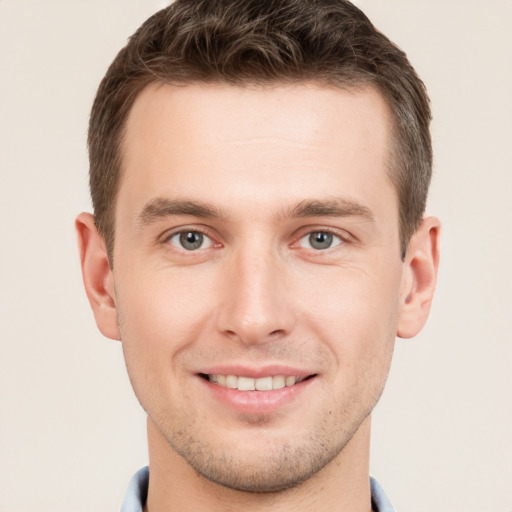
top-left (200, 371), bottom-right (317, 414)
top-left (207, 374), bottom-right (308, 391)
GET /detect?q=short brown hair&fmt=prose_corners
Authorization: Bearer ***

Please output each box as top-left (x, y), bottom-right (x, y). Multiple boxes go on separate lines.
top-left (88, 0), bottom-right (432, 261)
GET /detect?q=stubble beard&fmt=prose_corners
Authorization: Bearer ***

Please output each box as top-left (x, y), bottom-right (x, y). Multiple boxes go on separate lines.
top-left (117, 306), bottom-right (393, 495)
top-left (156, 393), bottom-right (379, 494)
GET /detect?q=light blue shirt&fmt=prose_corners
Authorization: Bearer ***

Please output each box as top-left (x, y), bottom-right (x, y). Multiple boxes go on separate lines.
top-left (121, 466), bottom-right (395, 512)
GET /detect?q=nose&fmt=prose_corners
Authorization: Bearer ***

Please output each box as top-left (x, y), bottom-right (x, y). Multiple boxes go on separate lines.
top-left (216, 245), bottom-right (296, 345)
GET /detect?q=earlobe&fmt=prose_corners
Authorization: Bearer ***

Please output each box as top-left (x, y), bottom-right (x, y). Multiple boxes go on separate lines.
top-left (397, 216), bottom-right (441, 339)
top-left (76, 212), bottom-right (121, 341)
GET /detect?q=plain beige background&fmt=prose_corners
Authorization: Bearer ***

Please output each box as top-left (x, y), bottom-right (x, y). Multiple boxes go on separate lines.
top-left (0, 1), bottom-right (511, 511)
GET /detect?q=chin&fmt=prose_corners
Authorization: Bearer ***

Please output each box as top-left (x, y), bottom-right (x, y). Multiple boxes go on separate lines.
top-left (186, 448), bottom-right (334, 493)
top-left (165, 421), bottom-right (360, 494)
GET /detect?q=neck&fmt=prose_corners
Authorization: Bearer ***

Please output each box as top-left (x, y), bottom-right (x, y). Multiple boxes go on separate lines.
top-left (144, 416), bottom-right (373, 512)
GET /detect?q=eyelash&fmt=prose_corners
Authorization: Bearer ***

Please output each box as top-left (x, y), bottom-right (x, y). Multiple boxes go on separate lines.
top-left (293, 226), bottom-right (353, 252)
top-left (297, 230), bottom-right (343, 250)
top-left (163, 227), bottom-right (218, 252)
top-left (161, 226), bottom-right (352, 254)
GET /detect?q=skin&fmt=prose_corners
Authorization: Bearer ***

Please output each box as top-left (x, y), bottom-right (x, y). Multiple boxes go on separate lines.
top-left (77, 83), bottom-right (440, 512)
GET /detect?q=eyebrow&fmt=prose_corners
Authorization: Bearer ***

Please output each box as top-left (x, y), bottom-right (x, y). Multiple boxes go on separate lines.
top-left (137, 196), bottom-right (375, 226)
top-left (137, 197), bottom-right (222, 225)
top-left (287, 198), bottom-right (375, 222)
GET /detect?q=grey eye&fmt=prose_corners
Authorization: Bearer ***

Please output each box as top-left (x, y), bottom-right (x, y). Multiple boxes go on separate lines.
top-left (169, 231), bottom-right (212, 251)
top-left (299, 231), bottom-right (342, 250)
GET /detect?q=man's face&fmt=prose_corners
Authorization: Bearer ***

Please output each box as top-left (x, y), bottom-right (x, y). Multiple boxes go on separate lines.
top-left (112, 83), bottom-right (405, 492)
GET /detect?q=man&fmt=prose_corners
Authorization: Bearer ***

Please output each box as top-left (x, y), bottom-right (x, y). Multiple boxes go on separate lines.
top-left (76, 0), bottom-right (440, 510)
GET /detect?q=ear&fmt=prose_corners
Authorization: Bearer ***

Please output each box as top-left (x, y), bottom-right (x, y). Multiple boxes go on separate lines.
top-left (75, 212), bottom-right (120, 340)
top-left (397, 216), bottom-right (441, 339)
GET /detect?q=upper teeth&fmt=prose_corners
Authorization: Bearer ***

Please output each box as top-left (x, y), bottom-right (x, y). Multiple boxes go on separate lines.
top-left (208, 375), bottom-right (304, 391)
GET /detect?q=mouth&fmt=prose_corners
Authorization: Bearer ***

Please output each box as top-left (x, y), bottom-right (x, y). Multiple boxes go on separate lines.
top-left (198, 373), bottom-right (317, 391)
top-left (197, 370), bottom-right (319, 415)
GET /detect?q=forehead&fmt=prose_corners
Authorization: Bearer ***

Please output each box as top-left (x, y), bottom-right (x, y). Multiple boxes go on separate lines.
top-left (124, 81), bottom-right (391, 155)
top-left (118, 82), bottom-right (395, 221)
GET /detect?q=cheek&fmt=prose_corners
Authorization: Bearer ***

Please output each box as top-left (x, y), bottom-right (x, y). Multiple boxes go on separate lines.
top-left (116, 264), bottom-right (214, 342)
top-left (114, 267), bottom-right (217, 390)
top-left (114, 272), bottom-right (216, 428)
top-left (299, 262), bottom-right (401, 372)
